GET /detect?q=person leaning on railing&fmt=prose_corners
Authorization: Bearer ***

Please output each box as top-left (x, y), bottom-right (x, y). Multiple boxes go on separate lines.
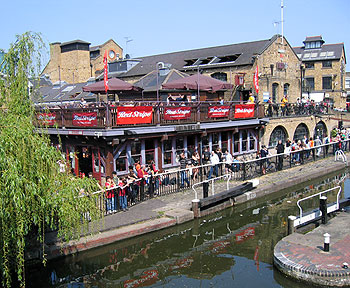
top-left (105, 176), bottom-right (116, 214)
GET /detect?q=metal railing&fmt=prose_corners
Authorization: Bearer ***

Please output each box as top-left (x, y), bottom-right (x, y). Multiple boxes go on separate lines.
top-left (263, 102), bottom-right (330, 118)
top-left (191, 174), bottom-right (231, 200)
top-left (81, 139), bottom-right (349, 216)
top-left (291, 186), bottom-right (342, 227)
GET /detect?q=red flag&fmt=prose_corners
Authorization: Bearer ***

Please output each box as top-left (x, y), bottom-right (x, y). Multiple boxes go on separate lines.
top-left (103, 50), bottom-right (108, 92)
top-left (253, 65), bottom-right (259, 94)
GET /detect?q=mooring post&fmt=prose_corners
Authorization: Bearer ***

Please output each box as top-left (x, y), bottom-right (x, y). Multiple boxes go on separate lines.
top-left (320, 196), bottom-right (328, 225)
top-left (203, 182), bottom-right (209, 198)
top-left (192, 199), bottom-right (200, 218)
top-left (287, 215), bottom-right (296, 235)
top-left (324, 233), bottom-right (330, 252)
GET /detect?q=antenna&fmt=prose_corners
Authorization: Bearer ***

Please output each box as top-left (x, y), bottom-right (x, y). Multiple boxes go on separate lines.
top-left (124, 37), bottom-right (133, 58)
top-left (281, 0), bottom-right (284, 45)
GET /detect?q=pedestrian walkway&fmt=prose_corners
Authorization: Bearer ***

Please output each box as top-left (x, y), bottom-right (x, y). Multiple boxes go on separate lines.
top-left (42, 153), bottom-right (349, 261)
top-left (274, 211), bottom-right (350, 287)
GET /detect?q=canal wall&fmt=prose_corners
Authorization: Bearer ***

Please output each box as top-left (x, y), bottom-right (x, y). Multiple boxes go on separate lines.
top-left (41, 154), bottom-right (349, 261)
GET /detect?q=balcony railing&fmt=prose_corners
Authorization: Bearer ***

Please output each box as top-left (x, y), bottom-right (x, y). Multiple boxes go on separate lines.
top-left (34, 101), bottom-right (333, 129)
top-left (263, 102), bottom-right (330, 118)
top-left (34, 101), bottom-right (265, 129)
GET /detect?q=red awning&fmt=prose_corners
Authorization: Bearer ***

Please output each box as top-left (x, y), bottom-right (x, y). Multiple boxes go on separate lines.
top-left (162, 74), bottom-right (233, 92)
top-left (83, 78), bottom-right (142, 92)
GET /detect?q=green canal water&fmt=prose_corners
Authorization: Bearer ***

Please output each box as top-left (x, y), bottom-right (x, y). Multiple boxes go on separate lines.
top-left (27, 170), bottom-right (350, 288)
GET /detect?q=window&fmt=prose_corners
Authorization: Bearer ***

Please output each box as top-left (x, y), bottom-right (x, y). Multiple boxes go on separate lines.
top-left (269, 126), bottom-right (288, 148)
top-left (145, 139), bottom-right (155, 165)
top-left (322, 76), bottom-right (332, 90)
top-left (314, 122), bottom-right (327, 141)
top-left (284, 83), bottom-right (290, 96)
top-left (175, 137), bottom-right (184, 158)
top-left (346, 78), bottom-right (350, 89)
top-left (221, 132), bottom-right (229, 152)
top-left (272, 83), bottom-right (279, 103)
top-left (294, 124), bottom-right (309, 142)
top-left (241, 130), bottom-right (248, 152)
top-left (249, 132), bottom-right (256, 151)
top-left (305, 62), bottom-right (314, 69)
top-left (115, 148), bottom-right (127, 172)
top-left (305, 77), bottom-right (315, 91)
top-left (130, 141), bottom-right (142, 166)
top-left (211, 72), bottom-right (227, 82)
top-left (202, 135), bottom-right (209, 151)
top-left (212, 133), bottom-right (219, 151)
top-left (322, 61), bottom-right (332, 68)
top-left (163, 139), bottom-right (172, 165)
top-left (233, 132), bottom-right (240, 154)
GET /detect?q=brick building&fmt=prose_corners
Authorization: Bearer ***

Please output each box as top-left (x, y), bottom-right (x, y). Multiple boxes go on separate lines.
top-left (293, 36), bottom-right (346, 108)
top-left (104, 34), bottom-right (302, 104)
top-left (42, 39), bottom-right (123, 84)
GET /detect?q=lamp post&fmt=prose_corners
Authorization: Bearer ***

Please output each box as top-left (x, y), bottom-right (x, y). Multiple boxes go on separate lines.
top-left (156, 62), bottom-right (164, 103)
top-left (156, 63), bottom-right (159, 103)
top-left (300, 65), bottom-right (305, 101)
top-left (197, 64), bottom-right (200, 102)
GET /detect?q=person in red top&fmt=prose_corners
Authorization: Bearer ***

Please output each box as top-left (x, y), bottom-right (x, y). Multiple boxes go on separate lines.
top-left (137, 165), bottom-right (148, 201)
top-left (118, 177), bottom-right (129, 211)
top-left (105, 176), bottom-right (116, 214)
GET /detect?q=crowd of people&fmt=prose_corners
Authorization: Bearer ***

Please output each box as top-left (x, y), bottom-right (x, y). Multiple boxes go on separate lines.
top-left (81, 126), bottom-right (350, 215)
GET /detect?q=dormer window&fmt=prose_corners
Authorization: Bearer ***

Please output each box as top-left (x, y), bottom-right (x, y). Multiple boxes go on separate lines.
top-left (305, 41), bottom-right (322, 49)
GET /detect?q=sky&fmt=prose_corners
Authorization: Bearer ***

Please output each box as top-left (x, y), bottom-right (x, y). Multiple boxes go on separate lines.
top-left (1, 0), bottom-right (349, 70)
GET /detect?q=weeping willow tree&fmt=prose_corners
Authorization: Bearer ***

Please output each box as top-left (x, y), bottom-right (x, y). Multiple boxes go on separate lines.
top-left (0, 32), bottom-right (103, 287)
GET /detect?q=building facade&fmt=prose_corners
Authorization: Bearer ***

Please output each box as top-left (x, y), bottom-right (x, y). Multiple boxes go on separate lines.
top-left (42, 39), bottom-right (123, 84)
top-left (293, 36), bottom-right (346, 108)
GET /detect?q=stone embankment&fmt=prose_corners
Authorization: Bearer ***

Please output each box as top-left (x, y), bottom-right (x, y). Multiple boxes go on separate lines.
top-left (43, 154), bottom-right (348, 260)
top-left (274, 212), bottom-right (350, 287)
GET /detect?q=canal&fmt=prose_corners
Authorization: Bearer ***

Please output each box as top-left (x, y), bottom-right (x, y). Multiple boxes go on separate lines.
top-left (27, 169), bottom-right (350, 288)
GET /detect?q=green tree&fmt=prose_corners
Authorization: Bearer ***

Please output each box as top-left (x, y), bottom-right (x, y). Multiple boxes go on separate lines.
top-left (0, 32), bottom-right (103, 287)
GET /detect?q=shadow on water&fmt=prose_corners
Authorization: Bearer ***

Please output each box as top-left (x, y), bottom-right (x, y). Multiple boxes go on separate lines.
top-left (26, 169), bottom-right (349, 288)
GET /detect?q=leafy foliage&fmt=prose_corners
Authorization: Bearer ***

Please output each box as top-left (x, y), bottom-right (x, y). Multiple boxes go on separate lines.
top-left (0, 32), bottom-right (103, 287)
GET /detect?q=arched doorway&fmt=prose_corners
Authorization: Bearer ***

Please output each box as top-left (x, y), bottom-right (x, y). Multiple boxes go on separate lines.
top-left (314, 121), bottom-right (327, 140)
top-left (272, 83), bottom-right (279, 103)
top-left (269, 126), bottom-right (288, 147)
top-left (293, 123), bottom-right (309, 142)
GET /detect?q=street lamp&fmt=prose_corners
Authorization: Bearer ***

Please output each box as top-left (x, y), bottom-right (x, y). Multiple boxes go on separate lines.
top-left (156, 62), bottom-right (165, 103)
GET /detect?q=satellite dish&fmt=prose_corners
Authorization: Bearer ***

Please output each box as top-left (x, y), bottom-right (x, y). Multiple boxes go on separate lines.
top-left (125, 54), bottom-right (130, 59)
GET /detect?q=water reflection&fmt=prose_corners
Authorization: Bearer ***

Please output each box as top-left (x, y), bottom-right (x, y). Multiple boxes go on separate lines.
top-left (27, 170), bottom-right (348, 288)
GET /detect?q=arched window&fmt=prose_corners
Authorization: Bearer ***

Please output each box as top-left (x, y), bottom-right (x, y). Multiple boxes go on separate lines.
top-left (314, 121), bottom-right (327, 140)
top-left (284, 83), bottom-right (290, 96)
top-left (211, 72), bottom-right (227, 82)
top-left (293, 123), bottom-right (309, 142)
top-left (269, 126), bottom-right (288, 147)
top-left (272, 83), bottom-right (279, 103)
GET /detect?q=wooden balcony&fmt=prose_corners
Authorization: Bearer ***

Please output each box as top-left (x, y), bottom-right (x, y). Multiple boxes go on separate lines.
top-left (34, 101), bottom-right (267, 129)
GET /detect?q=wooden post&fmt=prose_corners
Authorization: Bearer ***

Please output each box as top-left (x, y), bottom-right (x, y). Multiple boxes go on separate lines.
top-left (192, 199), bottom-right (200, 218)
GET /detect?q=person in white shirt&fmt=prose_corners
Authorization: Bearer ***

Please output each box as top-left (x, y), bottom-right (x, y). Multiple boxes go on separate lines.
top-left (224, 150), bottom-right (233, 174)
top-left (208, 151), bottom-right (220, 179)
